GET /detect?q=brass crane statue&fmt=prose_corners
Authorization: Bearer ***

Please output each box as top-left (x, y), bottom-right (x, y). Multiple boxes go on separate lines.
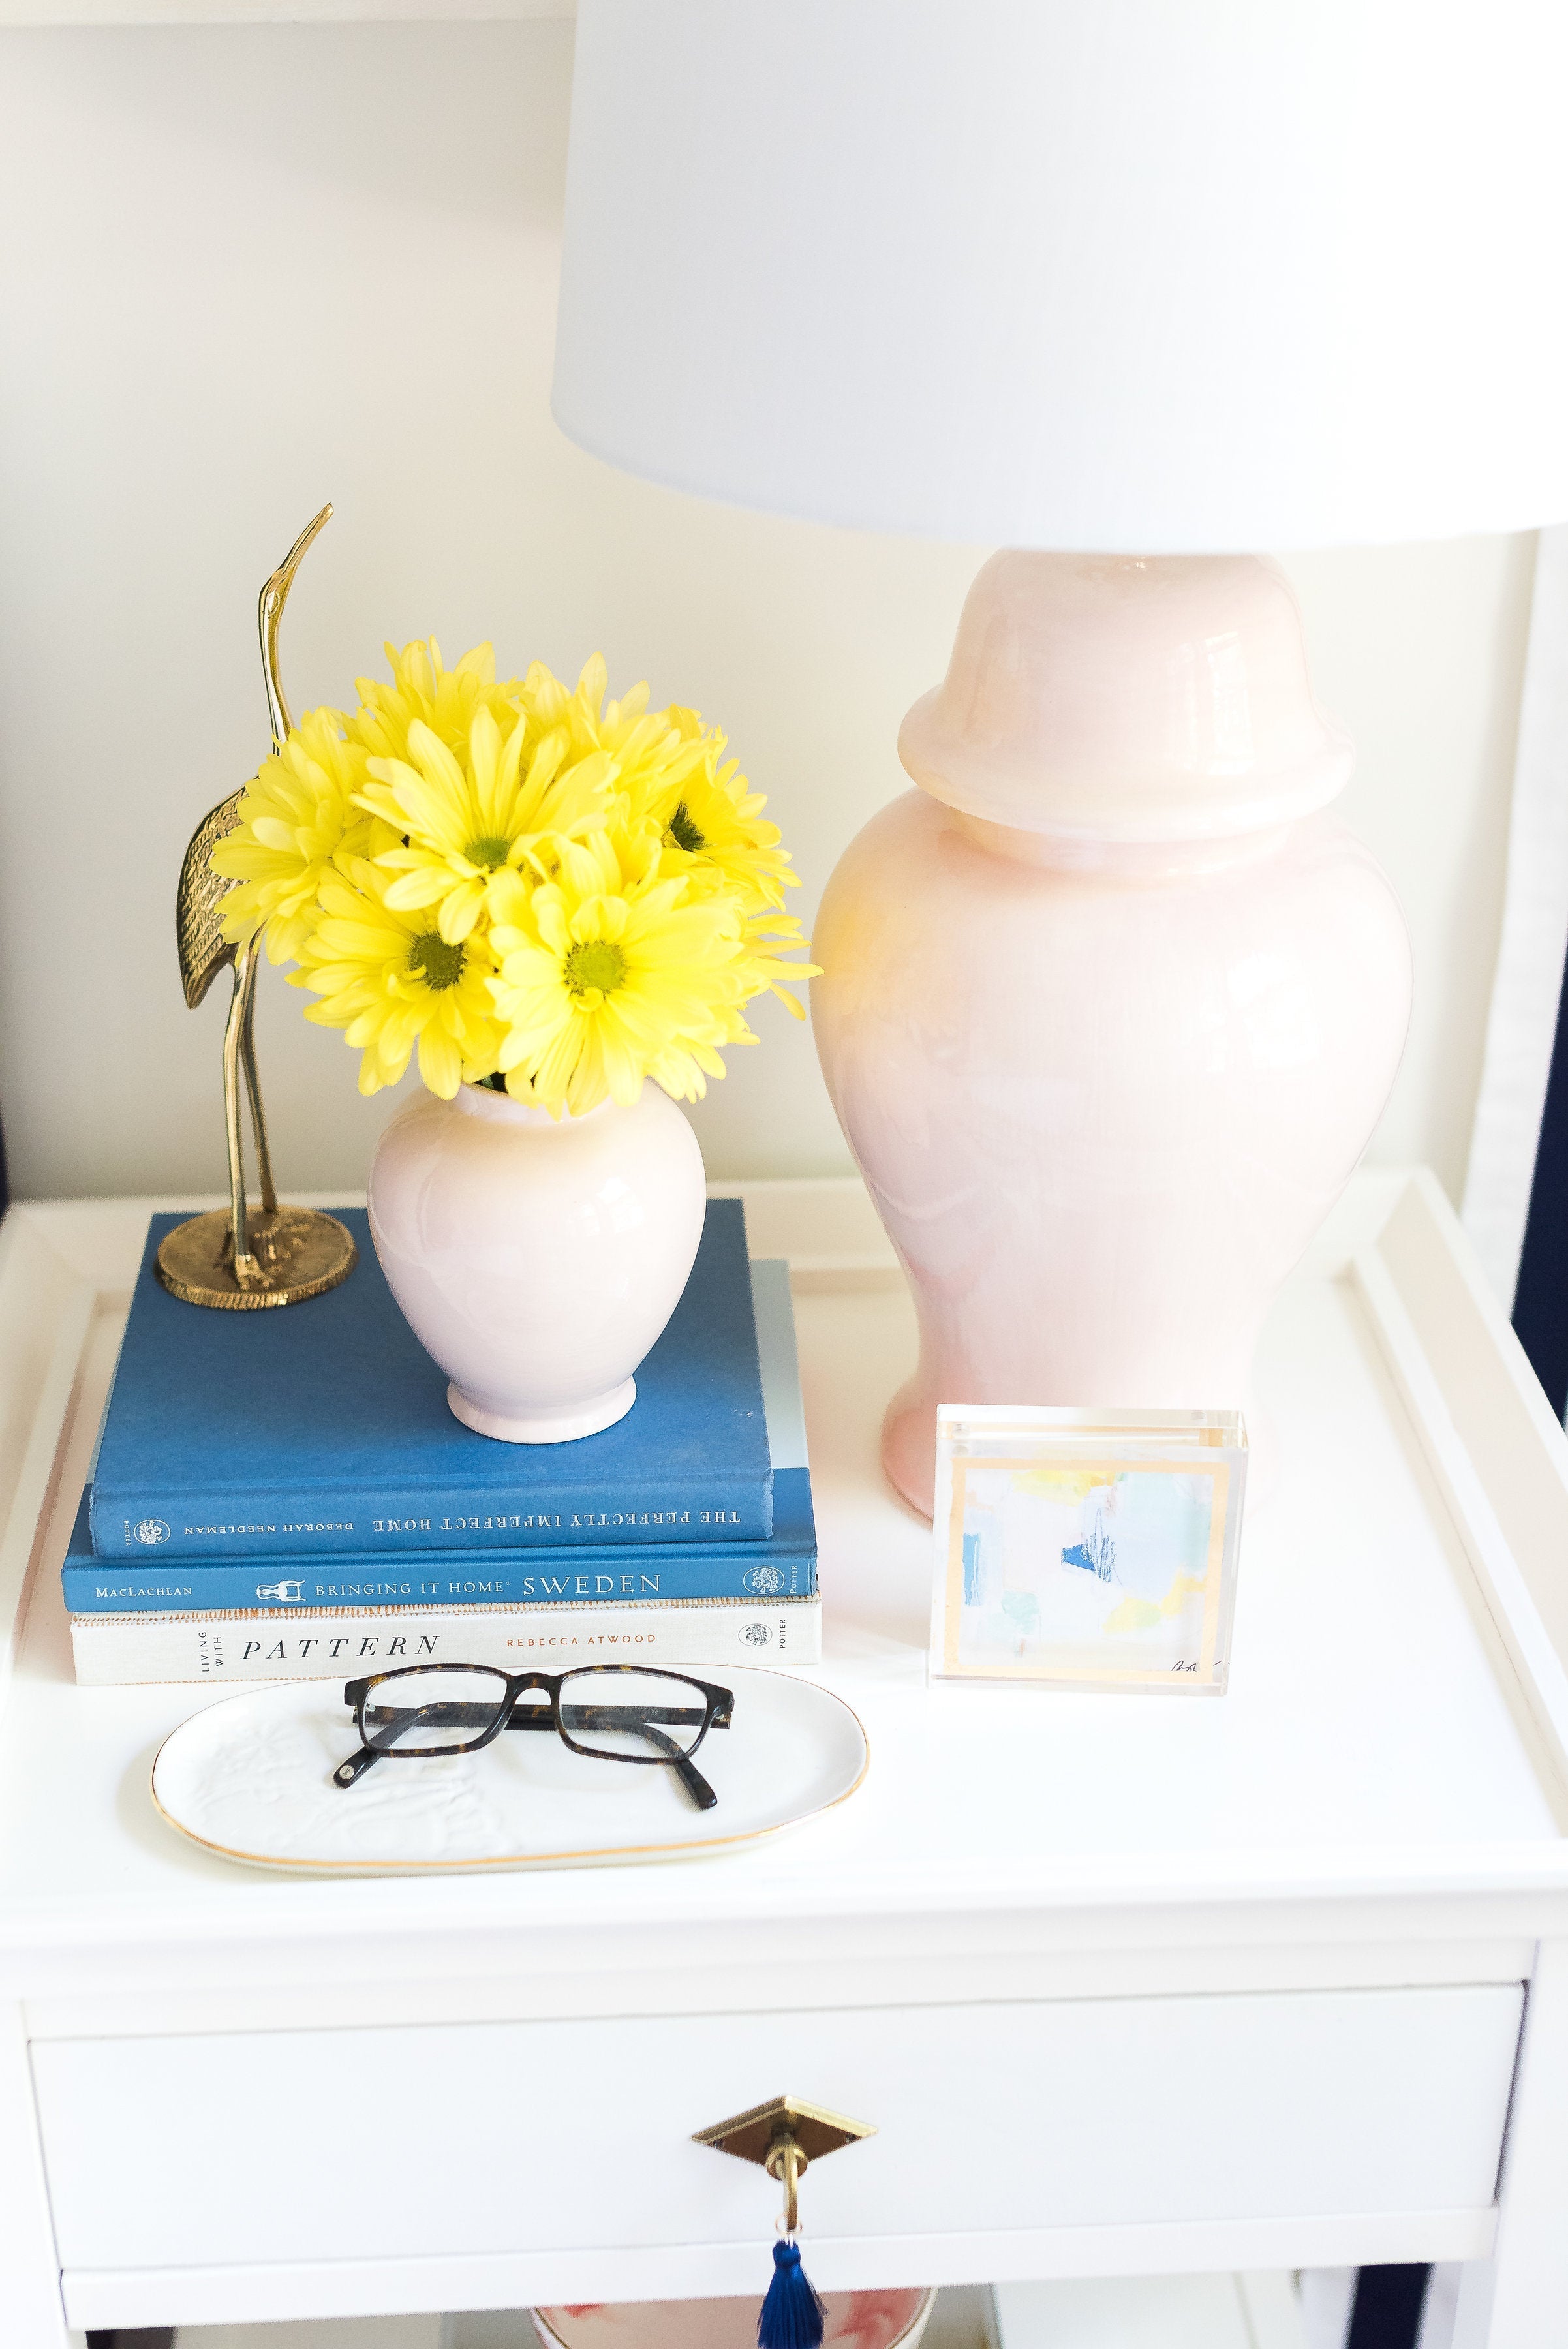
top-left (156, 506), bottom-right (358, 1309)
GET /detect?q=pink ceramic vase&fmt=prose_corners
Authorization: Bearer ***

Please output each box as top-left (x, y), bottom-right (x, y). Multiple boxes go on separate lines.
top-left (367, 1082), bottom-right (706, 1444)
top-left (810, 553), bottom-right (1412, 1517)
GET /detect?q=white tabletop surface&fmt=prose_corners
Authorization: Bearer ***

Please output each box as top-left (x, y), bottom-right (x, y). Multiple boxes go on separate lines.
top-left (0, 1174), bottom-right (1564, 2012)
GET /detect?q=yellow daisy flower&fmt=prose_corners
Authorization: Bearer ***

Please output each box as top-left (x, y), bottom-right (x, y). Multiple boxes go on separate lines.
top-left (346, 637), bottom-right (524, 764)
top-left (290, 857), bottom-right (502, 1098)
top-left (354, 707), bottom-right (617, 946)
top-left (651, 708), bottom-right (801, 915)
top-left (523, 653), bottom-right (705, 833)
top-left (211, 709), bottom-right (380, 962)
top-left (487, 834), bottom-right (746, 1118)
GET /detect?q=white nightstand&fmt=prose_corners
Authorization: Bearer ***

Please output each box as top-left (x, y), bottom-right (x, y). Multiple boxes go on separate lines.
top-left (1, 1171), bottom-right (1563, 2346)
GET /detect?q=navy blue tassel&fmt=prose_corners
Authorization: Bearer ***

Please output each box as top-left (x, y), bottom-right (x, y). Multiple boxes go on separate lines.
top-left (758, 2236), bottom-right (826, 2349)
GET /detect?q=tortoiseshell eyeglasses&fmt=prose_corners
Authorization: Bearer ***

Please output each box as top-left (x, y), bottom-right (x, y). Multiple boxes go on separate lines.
top-left (335, 1661), bottom-right (733, 1809)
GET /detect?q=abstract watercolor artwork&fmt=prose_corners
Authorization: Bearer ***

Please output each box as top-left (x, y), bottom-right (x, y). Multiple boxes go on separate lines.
top-left (930, 1408), bottom-right (1246, 1692)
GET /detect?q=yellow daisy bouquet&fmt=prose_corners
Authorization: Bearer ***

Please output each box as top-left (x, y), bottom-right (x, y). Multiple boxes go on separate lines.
top-left (211, 641), bottom-right (818, 1118)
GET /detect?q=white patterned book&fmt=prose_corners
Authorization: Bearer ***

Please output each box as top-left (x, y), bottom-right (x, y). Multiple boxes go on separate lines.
top-left (70, 1595), bottom-right (821, 1686)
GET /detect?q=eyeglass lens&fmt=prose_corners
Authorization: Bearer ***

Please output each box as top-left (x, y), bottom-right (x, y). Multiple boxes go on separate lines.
top-left (557, 1670), bottom-right (709, 1761)
top-left (361, 1665), bottom-right (510, 1753)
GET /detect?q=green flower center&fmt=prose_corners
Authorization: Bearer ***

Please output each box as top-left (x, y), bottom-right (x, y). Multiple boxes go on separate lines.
top-left (666, 801), bottom-right (706, 854)
top-left (407, 932), bottom-right (465, 991)
top-left (465, 834), bottom-right (512, 871)
top-left (565, 940), bottom-right (628, 998)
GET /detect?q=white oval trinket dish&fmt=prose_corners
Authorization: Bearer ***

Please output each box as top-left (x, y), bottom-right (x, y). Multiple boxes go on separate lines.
top-left (150, 1666), bottom-right (868, 1875)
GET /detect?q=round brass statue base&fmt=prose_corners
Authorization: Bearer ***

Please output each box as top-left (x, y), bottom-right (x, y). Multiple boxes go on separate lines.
top-left (156, 1207), bottom-right (358, 1310)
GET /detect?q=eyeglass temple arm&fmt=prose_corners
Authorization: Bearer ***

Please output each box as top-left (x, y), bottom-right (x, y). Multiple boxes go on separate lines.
top-left (332, 1707), bottom-right (722, 1804)
top-left (345, 1698), bottom-right (724, 1732)
top-left (616, 1720), bottom-right (718, 1811)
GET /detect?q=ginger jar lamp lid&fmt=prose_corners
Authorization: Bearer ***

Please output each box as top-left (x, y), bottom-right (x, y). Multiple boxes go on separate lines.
top-left (897, 553), bottom-right (1355, 844)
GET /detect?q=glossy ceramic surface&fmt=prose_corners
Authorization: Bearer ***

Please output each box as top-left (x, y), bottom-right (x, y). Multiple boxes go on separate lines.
top-left (532, 2286), bottom-right (935, 2349)
top-left (367, 1081), bottom-right (707, 1443)
top-left (812, 554), bottom-right (1412, 1514)
top-left (900, 551), bottom-right (1354, 843)
top-left (150, 1667), bottom-right (869, 1875)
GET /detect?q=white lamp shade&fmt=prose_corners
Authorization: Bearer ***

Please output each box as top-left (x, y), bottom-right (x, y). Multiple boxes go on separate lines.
top-left (554, 0), bottom-right (1568, 551)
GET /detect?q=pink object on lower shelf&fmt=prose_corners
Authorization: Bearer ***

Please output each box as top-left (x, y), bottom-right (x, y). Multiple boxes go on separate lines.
top-left (531, 2286), bottom-right (936, 2349)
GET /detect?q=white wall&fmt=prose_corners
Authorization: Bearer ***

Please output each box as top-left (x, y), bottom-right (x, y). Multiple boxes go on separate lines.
top-left (0, 21), bottom-right (1534, 1204)
top-left (1285, 535), bottom-right (1535, 1195)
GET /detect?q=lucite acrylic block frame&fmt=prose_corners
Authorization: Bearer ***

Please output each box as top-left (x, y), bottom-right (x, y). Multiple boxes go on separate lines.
top-left (929, 1407), bottom-right (1248, 1694)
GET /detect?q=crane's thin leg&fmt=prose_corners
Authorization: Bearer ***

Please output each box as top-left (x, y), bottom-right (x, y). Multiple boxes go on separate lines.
top-left (239, 950), bottom-right (278, 1217)
top-left (224, 944), bottom-right (263, 1288)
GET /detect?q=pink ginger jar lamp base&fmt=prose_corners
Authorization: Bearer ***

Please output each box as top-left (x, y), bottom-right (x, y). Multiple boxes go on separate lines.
top-left (810, 553), bottom-right (1412, 1518)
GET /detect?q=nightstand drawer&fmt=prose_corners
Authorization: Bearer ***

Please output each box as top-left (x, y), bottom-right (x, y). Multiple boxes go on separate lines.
top-left (34, 1983), bottom-right (1521, 2271)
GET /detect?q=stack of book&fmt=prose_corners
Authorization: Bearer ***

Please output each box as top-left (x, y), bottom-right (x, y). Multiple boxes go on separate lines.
top-left (67, 1200), bottom-right (820, 1685)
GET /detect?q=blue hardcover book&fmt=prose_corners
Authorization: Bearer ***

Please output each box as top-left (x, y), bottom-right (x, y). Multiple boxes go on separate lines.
top-left (65, 1268), bottom-right (807, 1616)
top-left (63, 1469), bottom-right (814, 1612)
top-left (68, 1263), bottom-right (812, 1611)
top-left (88, 1202), bottom-right (773, 1557)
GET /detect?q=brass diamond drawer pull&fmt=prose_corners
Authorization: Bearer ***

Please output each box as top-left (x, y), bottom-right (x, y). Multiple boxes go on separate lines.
top-left (694, 2095), bottom-right (877, 2235)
